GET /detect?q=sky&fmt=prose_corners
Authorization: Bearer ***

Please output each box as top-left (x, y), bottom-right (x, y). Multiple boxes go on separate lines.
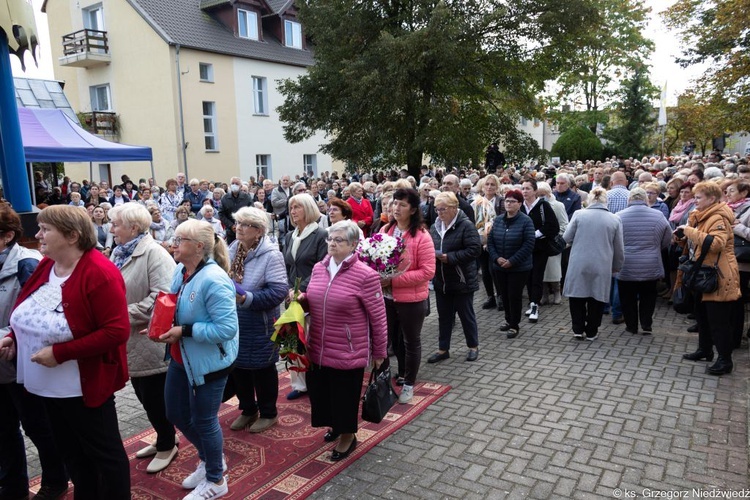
top-left (11, 0), bottom-right (706, 107)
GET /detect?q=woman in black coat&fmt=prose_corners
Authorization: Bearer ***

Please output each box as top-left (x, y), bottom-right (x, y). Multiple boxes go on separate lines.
top-left (427, 192), bottom-right (482, 363)
top-left (488, 189), bottom-right (535, 339)
top-left (521, 178), bottom-right (559, 324)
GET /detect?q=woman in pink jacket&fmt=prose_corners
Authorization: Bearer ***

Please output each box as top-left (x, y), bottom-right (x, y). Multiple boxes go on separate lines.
top-left (298, 220), bottom-right (387, 461)
top-left (381, 188), bottom-right (435, 404)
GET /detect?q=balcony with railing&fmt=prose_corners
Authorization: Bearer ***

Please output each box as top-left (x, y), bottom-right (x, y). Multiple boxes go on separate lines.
top-left (78, 111), bottom-right (119, 137)
top-left (59, 29), bottom-right (111, 68)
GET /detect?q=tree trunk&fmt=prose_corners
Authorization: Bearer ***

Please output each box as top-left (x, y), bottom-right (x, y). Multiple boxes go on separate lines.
top-left (407, 148), bottom-right (423, 179)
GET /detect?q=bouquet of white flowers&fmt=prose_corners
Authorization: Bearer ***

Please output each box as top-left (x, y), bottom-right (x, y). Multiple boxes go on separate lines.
top-left (356, 233), bottom-right (410, 294)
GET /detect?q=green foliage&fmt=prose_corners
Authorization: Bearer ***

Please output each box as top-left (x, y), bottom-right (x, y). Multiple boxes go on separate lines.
top-left (663, 0), bottom-right (750, 130)
top-left (602, 67), bottom-right (658, 158)
top-left (554, 0), bottom-right (653, 113)
top-left (551, 125), bottom-right (603, 162)
top-left (546, 109), bottom-right (607, 134)
top-left (277, 0), bottom-right (599, 176)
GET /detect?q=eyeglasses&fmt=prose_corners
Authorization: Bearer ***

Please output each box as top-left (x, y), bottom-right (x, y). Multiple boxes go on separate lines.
top-left (236, 222), bottom-right (259, 230)
top-left (326, 236), bottom-right (348, 244)
top-left (172, 236), bottom-right (195, 245)
top-left (504, 199), bottom-right (519, 204)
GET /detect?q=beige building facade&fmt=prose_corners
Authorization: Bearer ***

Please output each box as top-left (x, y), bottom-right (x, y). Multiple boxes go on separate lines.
top-left (45, 0), bottom-right (334, 187)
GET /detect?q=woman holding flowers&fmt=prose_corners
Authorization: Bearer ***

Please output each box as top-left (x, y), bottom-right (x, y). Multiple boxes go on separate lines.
top-left (381, 188), bottom-right (435, 404)
top-left (227, 207), bottom-right (287, 433)
top-left (297, 221), bottom-right (387, 461)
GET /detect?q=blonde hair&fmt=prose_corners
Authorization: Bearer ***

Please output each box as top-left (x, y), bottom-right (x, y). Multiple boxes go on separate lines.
top-left (175, 219), bottom-right (230, 272)
top-left (108, 203), bottom-right (152, 234)
top-left (435, 191), bottom-right (459, 207)
top-left (288, 193), bottom-right (321, 226)
top-left (588, 187), bottom-right (608, 205)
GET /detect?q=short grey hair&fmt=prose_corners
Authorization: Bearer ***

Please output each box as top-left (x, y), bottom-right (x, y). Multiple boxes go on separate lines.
top-left (459, 178), bottom-right (472, 188)
top-left (704, 166), bottom-right (724, 180)
top-left (328, 220), bottom-right (360, 245)
top-left (199, 204), bottom-right (216, 218)
top-left (292, 182), bottom-right (307, 194)
top-left (628, 187), bottom-right (648, 202)
top-left (233, 206), bottom-right (269, 232)
top-left (108, 202), bottom-right (152, 234)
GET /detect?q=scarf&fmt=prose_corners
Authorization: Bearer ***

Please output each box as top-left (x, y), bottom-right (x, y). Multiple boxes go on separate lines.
top-left (112, 233), bottom-right (145, 269)
top-left (230, 242), bottom-right (249, 283)
top-left (291, 222), bottom-right (319, 260)
top-left (728, 198), bottom-right (750, 212)
top-left (669, 199), bottom-right (695, 223)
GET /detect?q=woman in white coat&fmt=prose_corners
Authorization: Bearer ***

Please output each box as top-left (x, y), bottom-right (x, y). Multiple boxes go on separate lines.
top-left (538, 182), bottom-right (569, 305)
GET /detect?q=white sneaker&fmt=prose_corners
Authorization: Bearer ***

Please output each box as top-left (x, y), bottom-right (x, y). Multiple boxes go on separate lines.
top-left (182, 458), bottom-right (227, 490)
top-left (525, 304), bottom-right (533, 316)
top-left (182, 476), bottom-right (228, 500)
top-left (399, 385), bottom-right (413, 404)
top-left (529, 303), bottom-right (539, 323)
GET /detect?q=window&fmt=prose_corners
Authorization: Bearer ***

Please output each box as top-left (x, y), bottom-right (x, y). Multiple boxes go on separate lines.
top-left (520, 116), bottom-right (528, 126)
top-left (256, 155), bottom-right (271, 179)
top-left (284, 20), bottom-right (302, 49)
top-left (533, 118), bottom-right (540, 127)
top-left (238, 9), bottom-right (259, 40)
top-left (199, 63), bottom-right (214, 83)
top-left (252, 77), bottom-right (268, 115)
top-left (203, 101), bottom-right (218, 151)
top-left (303, 154), bottom-right (317, 177)
top-left (89, 84), bottom-right (111, 111)
top-left (83, 4), bottom-right (104, 31)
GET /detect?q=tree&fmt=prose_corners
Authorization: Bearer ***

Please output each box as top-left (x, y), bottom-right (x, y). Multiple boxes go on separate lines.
top-left (278, 0), bottom-right (598, 177)
top-left (553, 0), bottom-right (653, 116)
top-left (663, 0), bottom-right (750, 130)
top-left (551, 125), bottom-right (602, 162)
top-left (669, 92), bottom-right (728, 156)
top-left (602, 66), bottom-right (658, 158)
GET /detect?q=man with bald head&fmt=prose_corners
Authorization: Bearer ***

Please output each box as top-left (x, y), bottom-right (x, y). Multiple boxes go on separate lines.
top-left (607, 172), bottom-right (630, 214)
top-left (425, 174), bottom-right (476, 227)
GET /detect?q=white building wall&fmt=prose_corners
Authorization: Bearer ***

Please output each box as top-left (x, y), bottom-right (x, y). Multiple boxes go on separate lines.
top-left (233, 58), bottom-right (333, 182)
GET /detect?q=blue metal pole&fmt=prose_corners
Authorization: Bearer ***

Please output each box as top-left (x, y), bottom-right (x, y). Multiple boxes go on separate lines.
top-left (0, 30), bottom-right (32, 212)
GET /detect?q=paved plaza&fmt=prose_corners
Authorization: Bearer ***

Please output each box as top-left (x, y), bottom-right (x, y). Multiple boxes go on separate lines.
top-left (25, 293), bottom-right (750, 498)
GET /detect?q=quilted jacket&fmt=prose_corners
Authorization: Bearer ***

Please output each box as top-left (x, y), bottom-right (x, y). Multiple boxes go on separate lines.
top-left (303, 255), bottom-right (387, 370)
top-left (382, 225), bottom-right (435, 303)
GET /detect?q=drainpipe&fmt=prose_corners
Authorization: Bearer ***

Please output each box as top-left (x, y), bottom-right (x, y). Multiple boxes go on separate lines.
top-left (175, 44), bottom-right (189, 179)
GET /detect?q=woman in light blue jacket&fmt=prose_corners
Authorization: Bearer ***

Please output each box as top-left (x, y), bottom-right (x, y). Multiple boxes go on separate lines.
top-left (157, 219), bottom-right (238, 500)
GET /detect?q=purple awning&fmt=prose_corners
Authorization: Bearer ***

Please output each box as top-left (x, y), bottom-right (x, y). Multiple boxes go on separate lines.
top-left (18, 108), bottom-right (152, 162)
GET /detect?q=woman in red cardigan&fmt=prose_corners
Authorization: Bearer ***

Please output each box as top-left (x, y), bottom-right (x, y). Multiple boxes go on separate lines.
top-left (0, 205), bottom-right (131, 499)
top-left (346, 182), bottom-right (374, 237)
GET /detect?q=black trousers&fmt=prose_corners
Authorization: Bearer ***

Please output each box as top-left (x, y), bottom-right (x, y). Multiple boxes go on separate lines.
top-left (479, 249), bottom-right (497, 298)
top-left (434, 290), bottom-right (479, 351)
top-left (131, 372), bottom-right (176, 452)
top-left (696, 298), bottom-right (734, 359)
top-left (0, 383), bottom-right (67, 496)
top-left (527, 250), bottom-right (549, 304)
top-left (617, 279), bottom-right (658, 332)
top-left (493, 270), bottom-right (529, 329)
top-left (569, 297), bottom-right (606, 337)
top-left (43, 395), bottom-right (130, 500)
top-left (306, 364), bottom-right (364, 435)
top-left (227, 365), bottom-right (279, 419)
top-left (730, 271), bottom-right (749, 349)
top-left (385, 299), bottom-right (426, 386)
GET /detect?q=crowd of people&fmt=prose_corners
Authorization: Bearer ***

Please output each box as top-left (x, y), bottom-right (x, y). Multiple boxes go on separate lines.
top-left (2, 149), bottom-right (750, 498)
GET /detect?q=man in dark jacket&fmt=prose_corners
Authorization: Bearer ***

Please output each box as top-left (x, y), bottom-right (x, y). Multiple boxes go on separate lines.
top-left (425, 174), bottom-right (476, 227)
top-left (553, 174), bottom-right (582, 221)
top-left (220, 177), bottom-right (252, 244)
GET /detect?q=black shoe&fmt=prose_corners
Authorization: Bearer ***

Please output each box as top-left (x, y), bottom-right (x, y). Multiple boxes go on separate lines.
top-left (506, 328), bottom-right (519, 339)
top-left (427, 351), bottom-right (449, 363)
top-left (641, 327), bottom-right (652, 335)
top-left (33, 484), bottom-right (69, 500)
top-left (286, 390), bottom-right (307, 400)
top-left (707, 357), bottom-right (733, 375)
top-left (331, 437), bottom-right (357, 461)
top-left (466, 349), bottom-right (478, 361)
top-left (323, 429), bottom-right (340, 442)
top-left (481, 297), bottom-right (497, 310)
top-left (394, 376), bottom-right (405, 386)
top-left (682, 350), bottom-right (714, 362)
top-left (625, 326), bottom-right (638, 334)
top-left (499, 323), bottom-right (512, 332)
top-left (687, 323), bottom-right (699, 333)
top-left (612, 317), bottom-right (625, 325)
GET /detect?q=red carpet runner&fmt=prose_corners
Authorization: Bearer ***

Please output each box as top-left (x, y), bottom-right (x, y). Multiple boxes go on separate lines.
top-left (31, 373), bottom-right (450, 499)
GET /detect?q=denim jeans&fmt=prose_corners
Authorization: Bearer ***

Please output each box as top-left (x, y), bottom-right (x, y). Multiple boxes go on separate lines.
top-left (165, 362), bottom-right (228, 483)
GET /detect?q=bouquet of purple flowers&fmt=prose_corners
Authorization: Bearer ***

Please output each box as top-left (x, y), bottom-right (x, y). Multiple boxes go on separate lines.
top-left (356, 233), bottom-right (409, 293)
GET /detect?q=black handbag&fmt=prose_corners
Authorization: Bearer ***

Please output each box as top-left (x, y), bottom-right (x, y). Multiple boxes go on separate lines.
top-left (734, 235), bottom-right (750, 263)
top-left (539, 203), bottom-right (566, 257)
top-left (361, 359), bottom-right (398, 424)
top-left (679, 235), bottom-right (720, 294)
top-left (672, 284), bottom-right (694, 314)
